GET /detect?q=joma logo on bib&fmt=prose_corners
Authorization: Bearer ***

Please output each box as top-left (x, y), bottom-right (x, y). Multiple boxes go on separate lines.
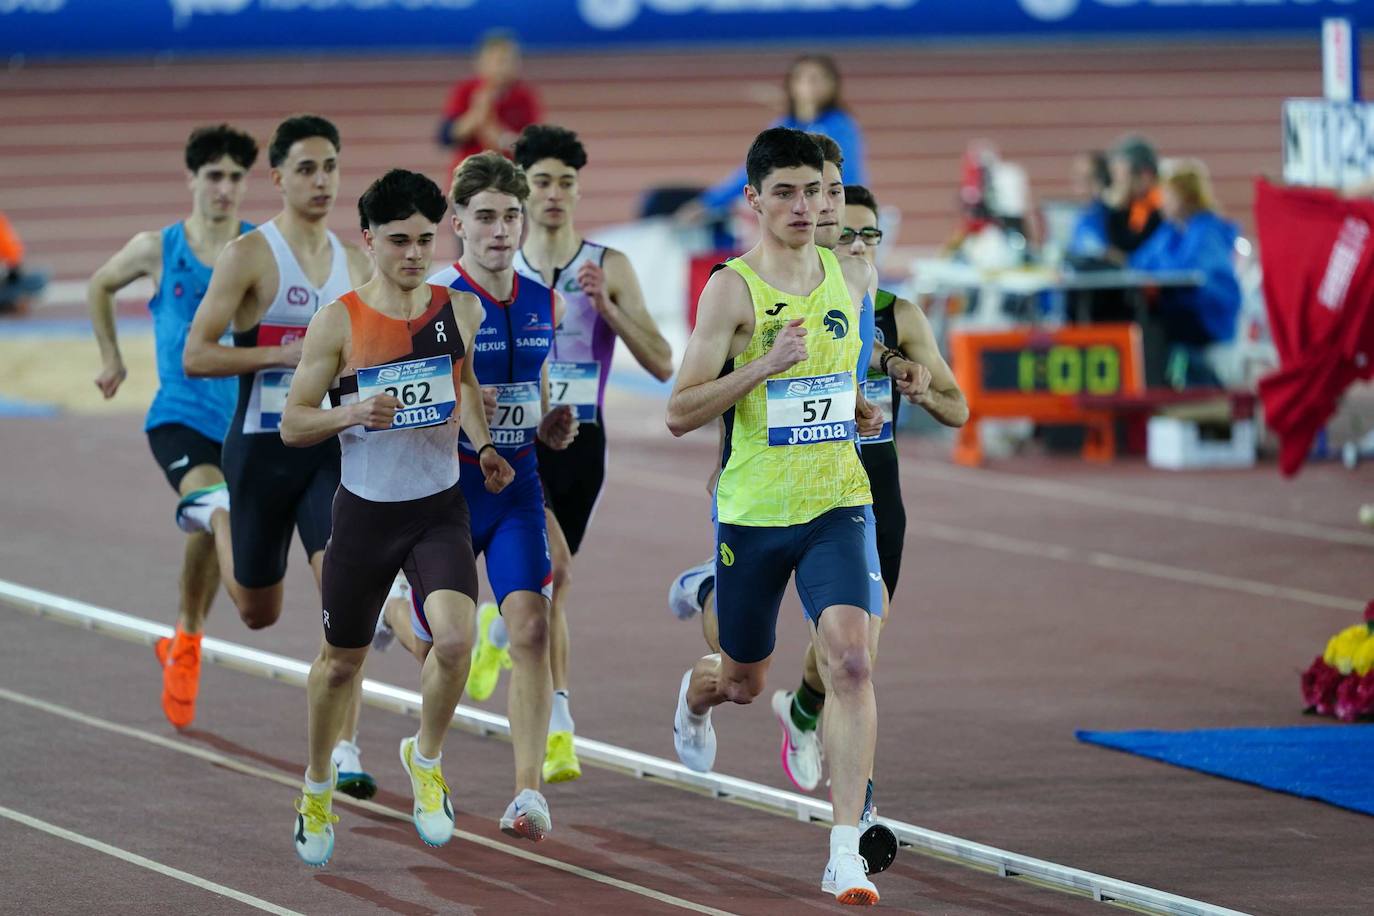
top-left (787, 422), bottom-right (851, 445)
top-left (395, 406), bottom-right (443, 427)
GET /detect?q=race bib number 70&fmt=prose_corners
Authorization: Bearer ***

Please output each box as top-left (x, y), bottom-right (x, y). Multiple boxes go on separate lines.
top-left (765, 371), bottom-right (857, 446)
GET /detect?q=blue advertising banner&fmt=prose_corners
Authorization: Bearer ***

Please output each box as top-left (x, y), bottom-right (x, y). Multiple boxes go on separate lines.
top-left (1, 0), bottom-right (1369, 58)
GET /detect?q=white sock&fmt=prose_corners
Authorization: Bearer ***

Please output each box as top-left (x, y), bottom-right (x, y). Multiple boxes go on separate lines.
top-left (830, 824), bottom-right (861, 857)
top-left (549, 689), bottom-right (575, 734)
top-left (304, 770), bottom-right (333, 795)
top-left (412, 738), bottom-right (441, 770)
top-left (488, 614), bottom-right (509, 650)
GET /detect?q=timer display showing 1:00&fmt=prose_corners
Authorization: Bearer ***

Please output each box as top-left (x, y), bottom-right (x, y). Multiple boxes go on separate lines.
top-left (980, 344), bottom-right (1123, 396)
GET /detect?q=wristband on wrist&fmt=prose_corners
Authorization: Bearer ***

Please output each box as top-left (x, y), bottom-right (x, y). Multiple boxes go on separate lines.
top-left (879, 348), bottom-right (899, 376)
top-left (477, 443), bottom-right (497, 459)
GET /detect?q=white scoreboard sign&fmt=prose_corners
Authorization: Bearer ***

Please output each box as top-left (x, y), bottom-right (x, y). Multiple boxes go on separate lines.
top-left (1283, 98), bottom-right (1374, 190)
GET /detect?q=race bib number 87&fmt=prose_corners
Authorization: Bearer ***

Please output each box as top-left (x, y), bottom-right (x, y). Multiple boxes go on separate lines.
top-left (356, 355), bottom-right (455, 432)
top-left (765, 371), bottom-right (857, 446)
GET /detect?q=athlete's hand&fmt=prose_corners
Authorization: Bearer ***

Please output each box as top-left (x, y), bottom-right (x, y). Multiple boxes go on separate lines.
top-left (537, 404), bottom-right (578, 450)
top-left (481, 386), bottom-right (498, 423)
top-left (856, 394), bottom-right (883, 438)
top-left (94, 358), bottom-right (127, 400)
top-left (353, 393), bottom-right (401, 430)
top-left (577, 262), bottom-right (612, 316)
top-left (480, 447), bottom-right (514, 494)
top-left (763, 318), bottom-right (808, 375)
top-left (888, 356), bottom-right (932, 404)
top-left (276, 336), bottom-right (306, 368)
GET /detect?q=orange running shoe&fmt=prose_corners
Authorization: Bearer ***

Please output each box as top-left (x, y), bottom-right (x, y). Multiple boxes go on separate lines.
top-left (157, 629), bottom-right (202, 729)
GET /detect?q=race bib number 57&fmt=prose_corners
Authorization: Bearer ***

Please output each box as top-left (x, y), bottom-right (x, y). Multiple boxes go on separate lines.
top-left (765, 372), bottom-right (857, 446)
top-left (356, 355), bottom-right (455, 432)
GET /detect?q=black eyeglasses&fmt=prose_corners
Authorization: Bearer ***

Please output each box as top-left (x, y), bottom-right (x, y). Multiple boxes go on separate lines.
top-left (838, 227), bottom-right (883, 246)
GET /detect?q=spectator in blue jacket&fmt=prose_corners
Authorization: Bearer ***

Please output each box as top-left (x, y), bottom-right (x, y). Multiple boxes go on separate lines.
top-left (1066, 150), bottom-right (1112, 259)
top-left (1130, 159), bottom-right (1242, 385)
top-left (676, 55), bottom-right (868, 225)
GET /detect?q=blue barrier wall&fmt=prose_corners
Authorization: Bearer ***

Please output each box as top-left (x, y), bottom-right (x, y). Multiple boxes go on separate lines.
top-left (2, 0), bottom-right (1369, 58)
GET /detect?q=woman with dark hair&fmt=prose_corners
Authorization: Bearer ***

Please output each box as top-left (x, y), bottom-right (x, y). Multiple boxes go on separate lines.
top-left (678, 55), bottom-right (868, 223)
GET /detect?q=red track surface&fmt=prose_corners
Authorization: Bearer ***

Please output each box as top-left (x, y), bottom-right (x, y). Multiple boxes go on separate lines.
top-left (2, 387), bottom-right (1372, 914)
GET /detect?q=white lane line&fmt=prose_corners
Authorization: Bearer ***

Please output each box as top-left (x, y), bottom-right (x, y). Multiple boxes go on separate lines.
top-left (0, 687), bottom-right (737, 916)
top-left (619, 468), bottom-right (1366, 614)
top-left (0, 802), bottom-right (304, 916)
top-left (901, 461), bottom-right (1374, 549)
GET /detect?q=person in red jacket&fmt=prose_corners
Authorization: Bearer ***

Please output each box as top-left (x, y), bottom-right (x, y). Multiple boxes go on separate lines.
top-left (438, 32), bottom-right (541, 174)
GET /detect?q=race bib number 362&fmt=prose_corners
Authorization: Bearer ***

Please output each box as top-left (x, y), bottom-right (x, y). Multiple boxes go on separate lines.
top-left (765, 372), bottom-right (857, 447)
top-left (356, 355), bottom-right (456, 432)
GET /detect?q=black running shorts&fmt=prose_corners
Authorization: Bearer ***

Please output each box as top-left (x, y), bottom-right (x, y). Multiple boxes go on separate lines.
top-left (536, 421), bottom-right (606, 555)
top-left (321, 481), bottom-right (479, 649)
top-left (860, 441), bottom-right (906, 599)
top-left (147, 423), bottom-right (223, 492)
top-left (221, 429), bottom-right (339, 589)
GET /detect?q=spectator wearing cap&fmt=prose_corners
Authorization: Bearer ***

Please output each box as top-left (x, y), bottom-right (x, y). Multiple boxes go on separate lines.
top-left (439, 31), bottom-right (542, 173)
top-left (1129, 159), bottom-right (1241, 386)
top-left (1103, 136), bottom-right (1163, 260)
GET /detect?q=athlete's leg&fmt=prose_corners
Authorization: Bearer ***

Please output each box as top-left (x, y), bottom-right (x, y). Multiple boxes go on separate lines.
top-left (686, 650), bottom-right (771, 713)
top-left (545, 508), bottom-right (573, 696)
top-left (501, 589), bottom-right (552, 793)
top-left (810, 606), bottom-right (875, 828)
top-left (176, 464), bottom-right (224, 634)
top-left (305, 641), bottom-right (369, 784)
top-left (701, 591), bottom-right (720, 653)
top-left (382, 593), bottom-right (428, 661)
top-left (415, 589), bottom-right (477, 758)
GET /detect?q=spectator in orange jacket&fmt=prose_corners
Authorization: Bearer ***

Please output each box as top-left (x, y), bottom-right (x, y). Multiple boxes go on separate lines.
top-left (0, 211), bottom-right (47, 313)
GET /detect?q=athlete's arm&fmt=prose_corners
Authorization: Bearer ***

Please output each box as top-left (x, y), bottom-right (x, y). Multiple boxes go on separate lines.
top-left (280, 302), bottom-right (391, 447)
top-left (452, 290), bottom-right (514, 493)
top-left (87, 230), bottom-right (160, 399)
top-left (184, 234), bottom-right (298, 377)
top-left (666, 268), bottom-right (805, 437)
top-left (592, 249), bottom-right (674, 381)
top-left (892, 295), bottom-right (967, 427)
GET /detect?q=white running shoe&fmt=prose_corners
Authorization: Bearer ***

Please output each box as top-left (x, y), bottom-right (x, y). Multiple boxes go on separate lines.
top-left (399, 736), bottom-right (455, 847)
top-left (331, 739), bottom-right (377, 800)
top-left (673, 669), bottom-right (716, 772)
top-left (668, 559), bottom-right (714, 621)
top-left (293, 769), bottom-right (338, 868)
top-left (822, 848), bottom-right (879, 906)
top-left (770, 689), bottom-right (823, 792)
top-left (174, 482), bottom-right (229, 534)
top-left (499, 788), bottom-right (551, 842)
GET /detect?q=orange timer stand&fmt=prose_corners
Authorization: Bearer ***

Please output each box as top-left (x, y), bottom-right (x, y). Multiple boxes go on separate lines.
top-left (948, 323), bottom-right (1144, 466)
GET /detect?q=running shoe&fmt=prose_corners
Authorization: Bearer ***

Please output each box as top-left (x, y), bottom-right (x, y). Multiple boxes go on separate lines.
top-left (332, 739), bottom-right (378, 800)
top-left (542, 730), bottom-right (581, 784)
top-left (154, 629), bottom-right (201, 729)
top-left (770, 689), bottom-right (823, 792)
top-left (859, 803), bottom-right (898, 876)
top-left (399, 736), bottom-right (455, 847)
top-left (668, 559), bottom-right (714, 621)
top-left (672, 669), bottom-right (716, 772)
top-left (293, 774), bottom-right (339, 868)
top-left (499, 788), bottom-right (552, 842)
top-left (822, 848), bottom-right (879, 906)
top-left (174, 482), bottom-right (228, 534)
top-left (466, 602), bottom-right (510, 702)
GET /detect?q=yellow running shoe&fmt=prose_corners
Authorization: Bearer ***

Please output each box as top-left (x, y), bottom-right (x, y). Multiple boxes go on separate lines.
top-left (466, 602), bottom-right (509, 702)
top-left (293, 778), bottom-right (339, 867)
top-left (542, 730), bottom-right (582, 783)
top-left (399, 736), bottom-right (455, 847)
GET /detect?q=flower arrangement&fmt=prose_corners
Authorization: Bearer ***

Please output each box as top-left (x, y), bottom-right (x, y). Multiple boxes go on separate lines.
top-left (1301, 600), bottom-right (1374, 722)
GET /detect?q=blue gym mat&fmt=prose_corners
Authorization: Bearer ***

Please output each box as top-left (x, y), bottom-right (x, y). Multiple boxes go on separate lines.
top-left (1076, 725), bottom-right (1374, 817)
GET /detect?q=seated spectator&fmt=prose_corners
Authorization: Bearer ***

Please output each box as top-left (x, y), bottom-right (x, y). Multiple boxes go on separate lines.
top-left (677, 54), bottom-right (867, 227)
top-left (0, 211), bottom-right (47, 314)
top-left (1066, 150), bottom-right (1112, 259)
top-left (1130, 158), bottom-right (1242, 387)
top-left (438, 31), bottom-right (541, 173)
top-left (1103, 135), bottom-right (1163, 260)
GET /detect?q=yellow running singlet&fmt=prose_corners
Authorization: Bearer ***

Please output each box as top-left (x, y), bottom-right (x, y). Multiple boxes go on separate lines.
top-left (714, 247), bottom-right (872, 527)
